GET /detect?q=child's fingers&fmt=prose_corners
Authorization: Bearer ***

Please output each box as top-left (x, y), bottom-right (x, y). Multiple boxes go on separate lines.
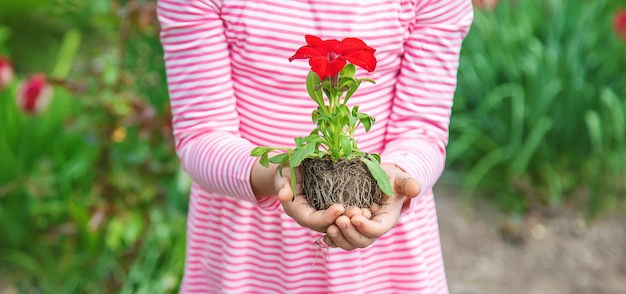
top-left (344, 206), bottom-right (362, 218)
top-left (327, 223), bottom-right (355, 251)
top-left (282, 198), bottom-right (345, 232)
top-left (392, 174), bottom-right (421, 198)
top-left (361, 208), bottom-right (372, 219)
top-left (277, 186), bottom-right (292, 203)
top-left (334, 215), bottom-right (374, 249)
top-left (350, 214), bottom-right (388, 238)
top-left (344, 207), bottom-right (372, 219)
top-left (382, 164), bottom-right (421, 198)
top-left (275, 178), bottom-right (293, 203)
top-left (275, 167), bottom-right (303, 203)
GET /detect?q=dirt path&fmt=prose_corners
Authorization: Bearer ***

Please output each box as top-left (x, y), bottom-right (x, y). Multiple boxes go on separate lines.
top-left (436, 185), bottom-right (626, 294)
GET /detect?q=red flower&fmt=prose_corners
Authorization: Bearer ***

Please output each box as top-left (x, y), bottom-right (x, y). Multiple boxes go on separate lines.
top-left (472, 0), bottom-right (499, 11)
top-left (0, 56), bottom-right (13, 90)
top-left (289, 35), bottom-right (376, 80)
top-left (614, 8), bottom-right (626, 42)
top-left (16, 73), bottom-right (54, 114)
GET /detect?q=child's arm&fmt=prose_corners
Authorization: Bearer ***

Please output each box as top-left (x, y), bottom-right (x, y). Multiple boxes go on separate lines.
top-left (380, 0), bottom-right (475, 201)
top-left (158, 1), bottom-right (345, 230)
top-left (158, 0), bottom-right (276, 206)
top-left (250, 154), bottom-right (281, 199)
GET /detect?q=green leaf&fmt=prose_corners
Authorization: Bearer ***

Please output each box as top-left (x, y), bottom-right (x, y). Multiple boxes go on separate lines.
top-left (259, 153), bottom-right (269, 167)
top-left (343, 79), bottom-right (362, 104)
top-left (306, 70), bottom-right (323, 105)
top-left (268, 153), bottom-right (289, 164)
top-left (336, 111), bottom-right (350, 127)
top-left (312, 108), bottom-right (319, 124)
top-left (341, 64), bottom-right (356, 78)
top-left (361, 155), bottom-right (393, 196)
top-left (322, 87), bottom-right (332, 101)
top-left (291, 142), bottom-right (318, 167)
top-left (600, 88), bottom-right (625, 143)
top-left (290, 164), bottom-right (297, 201)
top-left (509, 117), bottom-right (552, 175)
top-left (361, 78), bottom-right (376, 84)
top-left (302, 134), bottom-right (324, 144)
top-left (585, 111), bottom-right (602, 154)
top-left (51, 29), bottom-right (82, 80)
top-left (278, 161), bottom-right (285, 176)
top-left (317, 113), bottom-right (333, 124)
top-left (463, 147), bottom-right (510, 200)
top-left (358, 113), bottom-right (374, 132)
top-left (272, 153), bottom-right (291, 177)
top-left (348, 113), bottom-right (357, 128)
top-left (250, 146), bottom-right (269, 157)
top-left (338, 104), bottom-right (350, 115)
top-left (351, 105), bottom-right (360, 116)
top-left (339, 77), bottom-right (356, 93)
top-left (339, 136), bottom-right (352, 156)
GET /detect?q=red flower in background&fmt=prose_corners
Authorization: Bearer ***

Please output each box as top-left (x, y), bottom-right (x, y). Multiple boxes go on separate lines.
top-left (614, 8), bottom-right (626, 42)
top-left (473, 0), bottom-right (499, 11)
top-left (16, 73), bottom-right (54, 114)
top-left (0, 56), bottom-right (13, 90)
top-left (289, 35), bottom-right (376, 80)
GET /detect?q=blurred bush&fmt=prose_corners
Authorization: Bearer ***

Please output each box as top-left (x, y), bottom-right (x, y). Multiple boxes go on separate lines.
top-left (0, 0), bottom-right (188, 293)
top-left (447, 0), bottom-right (626, 219)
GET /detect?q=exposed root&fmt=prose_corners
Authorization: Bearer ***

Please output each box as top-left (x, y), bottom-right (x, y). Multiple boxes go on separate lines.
top-left (312, 234), bottom-right (330, 266)
top-left (301, 157), bottom-right (383, 210)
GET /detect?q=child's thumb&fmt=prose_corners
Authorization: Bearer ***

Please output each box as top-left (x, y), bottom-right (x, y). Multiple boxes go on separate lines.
top-left (394, 175), bottom-right (421, 198)
top-left (277, 183), bottom-right (293, 203)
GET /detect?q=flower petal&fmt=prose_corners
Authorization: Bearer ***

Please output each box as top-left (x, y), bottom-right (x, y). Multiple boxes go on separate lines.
top-left (339, 38), bottom-right (376, 54)
top-left (289, 46), bottom-right (325, 61)
top-left (305, 34), bottom-right (323, 46)
top-left (309, 56), bottom-right (329, 79)
top-left (0, 56), bottom-right (13, 90)
top-left (342, 50), bottom-right (377, 72)
top-left (17, 74), bottom-right (53, 115)
top-left (290, 35), bottom-right (378, 78)
top-left (324, 39), bottom-right (342, 53)
top-left (327, 59), bottom-right (347, 77)
top-left (614, 9), bottom-right (626, 41)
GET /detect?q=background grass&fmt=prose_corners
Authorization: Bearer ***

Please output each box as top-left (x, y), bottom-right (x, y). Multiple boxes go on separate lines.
top-left (446, 0), bottom-right (626, 220)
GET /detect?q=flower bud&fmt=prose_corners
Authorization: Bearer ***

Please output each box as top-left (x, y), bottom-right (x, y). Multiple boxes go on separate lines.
top-left (614, 8), bottom-right (626, 43)
top-left (0, 56), bottom-right (14, 90)
top-left (472, 0), bottom-right (498, 11)
top-left (16, 74), bottom-right (54, 115)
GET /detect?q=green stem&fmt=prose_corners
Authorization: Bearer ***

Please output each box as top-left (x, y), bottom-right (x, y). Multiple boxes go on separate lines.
top-left (330, 75), bottom-right (338, 89)
top-left (262, 146), bottom-right (293, 152)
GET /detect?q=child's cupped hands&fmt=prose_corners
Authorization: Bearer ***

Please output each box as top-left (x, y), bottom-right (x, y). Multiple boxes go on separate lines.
top-left (324, 164), bottom-right (421, 250)
top-left (275, 163), bottom-right (421, 250)
top-left (275, 166), bottom-right (346, 233)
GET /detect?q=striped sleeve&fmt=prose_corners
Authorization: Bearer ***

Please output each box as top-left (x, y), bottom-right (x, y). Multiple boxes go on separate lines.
top-left (157, 0), bottom-right (262, 205)
top-left (381, 0), bottom-right (474, 198)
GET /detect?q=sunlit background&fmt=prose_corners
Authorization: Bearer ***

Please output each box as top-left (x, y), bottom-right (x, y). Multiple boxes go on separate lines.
top-left (1, 0), bottom-right (625, 293)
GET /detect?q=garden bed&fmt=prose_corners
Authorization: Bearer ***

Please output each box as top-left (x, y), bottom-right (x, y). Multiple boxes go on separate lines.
top-left (437, 185), bottom-right (626, 294)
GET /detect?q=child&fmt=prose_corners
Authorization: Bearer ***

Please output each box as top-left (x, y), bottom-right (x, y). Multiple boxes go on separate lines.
top-left (157, 0), bottom-right (473, 293)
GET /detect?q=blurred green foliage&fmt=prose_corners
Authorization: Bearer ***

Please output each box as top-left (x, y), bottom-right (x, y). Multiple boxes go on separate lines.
top-left (1, 0), bottom-right (188, 293)
top-left (446, 0), bottom-right (626, 220)
top-left (1, 0), bottom-right (626, 292)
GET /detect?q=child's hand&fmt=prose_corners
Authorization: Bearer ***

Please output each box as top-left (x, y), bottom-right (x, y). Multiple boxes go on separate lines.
top-left (275, 166), bottom-right (345, 233)
top-left (324, 164), bottom-right (420, 250)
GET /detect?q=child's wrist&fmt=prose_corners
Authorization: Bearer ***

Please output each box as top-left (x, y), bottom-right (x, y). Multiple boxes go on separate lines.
top-left (251, 152), bottom-right (281, 199)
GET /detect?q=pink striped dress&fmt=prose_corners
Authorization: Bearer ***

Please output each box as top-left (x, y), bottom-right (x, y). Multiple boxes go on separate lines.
top-left (157, 0), bottom-right (473, 293)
